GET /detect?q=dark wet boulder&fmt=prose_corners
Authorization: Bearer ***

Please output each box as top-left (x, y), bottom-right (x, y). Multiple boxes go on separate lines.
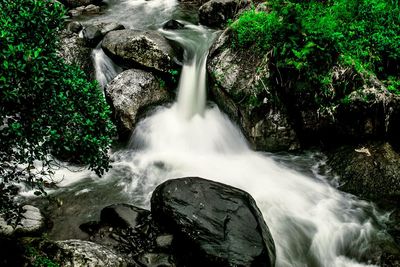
top-left (327, 142), bottom-right (400, 201)
top-left (100, 203), bottom-right (150, 229)
top-left (163, 19), bottom-right (185, 30)
top-left (208, 29), bottom-right (300, 151)
top-left (58, 30), bottom-right (94, 78)
top-left (105, 69), bottom-right (172, 138)
top-left (199, 0), bottom-right (248, 28)
top-left (82, 25), bottom-right (103, 47)
top-left (151, 177), bottom-right (276, 267)
top-left (102, 29), bottom-right (179, 74)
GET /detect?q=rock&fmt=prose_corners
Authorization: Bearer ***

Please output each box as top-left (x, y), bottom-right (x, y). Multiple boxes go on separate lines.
top-left (94, 22), bottom-right (125, 36)
top-left (58, 30), bottom-right (94, 78)
top-left (15, 205), bottom-right (45, 235)
top-left (208, 29), bottom-right (300, 151)
top-left (199, 0), bottom-right (248, 28)
top-left (155, 234), bottom-right (174, 249)
top-left (100, 203), bottom-right (150, 229)
top-left (68, 9), bottom-right (82, 17)
top-left (82, 25), bottom-right (103, 48)
top-left (105, 69), bottom-right (171, 138)
top-left (0, 217), bottom-right (14, 236)
top-left (102, 29), bottom-right (178, 74)
top-left (48, 239), bottom-right (130, 266)
top-left (60, 0), bottom-right (102, 8)
top-left (151, 177), bottom-right (276, 267)
top-left (327, 142), bottom-right (400, 201)
top-left (137, 252), bottom-right (175, 267)
top-left (85, 4), bottom-right (100, 13)
top-left (67, 21), bottom-right (83, 33)
top-left (0, 205), bottom-right (45, 236)
top-left (163, 19), bottom-right (185, 30)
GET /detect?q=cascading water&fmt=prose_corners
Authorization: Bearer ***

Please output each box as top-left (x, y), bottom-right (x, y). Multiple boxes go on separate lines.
top-left (38, 0), bottom-right (394, 266)
top-left (92, 43), bottom-right (122, 88)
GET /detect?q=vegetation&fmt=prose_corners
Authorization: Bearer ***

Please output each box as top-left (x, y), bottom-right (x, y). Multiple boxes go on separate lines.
top-left (0, 0), bottom-right (115, 223)
top-left (230, 0), bottom-right (400, 104)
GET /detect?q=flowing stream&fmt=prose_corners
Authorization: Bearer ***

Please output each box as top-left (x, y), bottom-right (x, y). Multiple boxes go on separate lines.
top-left (32, 0), bottom-right (395, 266)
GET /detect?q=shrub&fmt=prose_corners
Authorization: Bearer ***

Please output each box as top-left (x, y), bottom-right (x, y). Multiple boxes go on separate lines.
top-left (0, 0), bottom-right (115, 222)
top-left (230, 0), bottom-right (400, 105)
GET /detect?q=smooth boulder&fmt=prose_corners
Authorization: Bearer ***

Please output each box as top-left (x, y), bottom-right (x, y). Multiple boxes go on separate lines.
top-left (102, 29), bottom-right (178, 74)
top-left (151, 177), bottom-right (276, 267)
top-left (105, 69), bottom-right (171, 138)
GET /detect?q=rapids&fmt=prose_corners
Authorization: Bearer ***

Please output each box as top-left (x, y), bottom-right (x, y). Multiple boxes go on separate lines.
top-left (33, 0), bottom-right (394, 266)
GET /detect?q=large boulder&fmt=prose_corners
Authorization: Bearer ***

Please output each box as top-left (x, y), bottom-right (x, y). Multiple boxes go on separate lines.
top-left (58, 30), bottom-right (94, 78)
top-left (327, 142), bottom-right (400, 201)
top-left (105, 69), bottom-right (171, 138)
top-left (208, 29), bottom-right (300, 151)
top-left (0, 205), bottom-right (45, 236)
top-left (102, 30), bottom-right (179, 74)
top-left (151, 177), bottom-right (276, 267)
top-left (199, 0), bottom-right (248, 28)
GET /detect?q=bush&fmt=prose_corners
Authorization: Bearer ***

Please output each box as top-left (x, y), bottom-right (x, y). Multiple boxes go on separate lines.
top-left (0, 0), bottom-right (115, 222)
top-left (230, 0), bottom-right (400, 104)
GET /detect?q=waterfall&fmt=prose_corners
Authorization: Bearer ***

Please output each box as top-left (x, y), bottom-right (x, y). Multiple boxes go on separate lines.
top-left (92, 43), bottom-right (122, 89)
top-left (46, 1), bottom-right (389, 266)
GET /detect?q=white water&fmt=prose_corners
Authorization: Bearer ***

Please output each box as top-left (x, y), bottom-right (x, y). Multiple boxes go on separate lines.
top-left (92, 44), bottom-right (122, 88)
top-left (47, 0), bottom-right (389, 265)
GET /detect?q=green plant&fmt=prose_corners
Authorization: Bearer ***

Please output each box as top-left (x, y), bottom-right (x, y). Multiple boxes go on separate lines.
top-left (230, 0), bottom-right (400, 106)
top-left (27, 246), bottom-right (59, 267)
top-left (0, 0), bottom-right (115, 223)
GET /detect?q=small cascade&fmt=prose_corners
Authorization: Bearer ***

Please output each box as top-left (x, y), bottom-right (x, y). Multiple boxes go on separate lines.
top-left (92, 44), bottom-right (122, 88)
top-left (160, 25), bottom-right (217, 119)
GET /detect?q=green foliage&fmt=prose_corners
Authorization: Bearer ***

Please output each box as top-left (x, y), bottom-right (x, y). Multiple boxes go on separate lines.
top-left (27, 245), bottom-right (59, 267)
top-left (230, 0), bottom-right (400, 105)
top-left (0, 0), bottom-right (115, 222)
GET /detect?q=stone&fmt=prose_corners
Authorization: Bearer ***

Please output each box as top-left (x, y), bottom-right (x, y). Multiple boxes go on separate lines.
top-left (58, 30), bottom-right (94, 78)
top-left (207, 29), bottom-right (300, 151)
top-left (49, 239), bottom-right (130, 266)
top-left (94, 22), bottom-right (125, 36)
top-left (163, 19), bottom-right (185, 30)
top-left (156, 234), bottom-right (174, 249)
top-left (105, 69), bottom-right (171, 138)
top-left (85, 4), bottom-right (100, 14)
top-left (15, 205), bottom-right (45, 235)
top-left (137, 252), bottom-right (175, 267)
top-left (100, 203), bottom-right (150, 229)
top-left (327, 142), bottom-right (400, 201)
top-left (82, 25), bottom-right (103, 48)
top-left (102, 29), bottom-right (179, 74)
top-left (68, 9), bottom-right (82, 17)
top-left (199, 0), bottom-right (248, 28)
top-left (151, 177), bottom-right (276, 267)
top-left (67, 21), bottom-right (83, 33)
